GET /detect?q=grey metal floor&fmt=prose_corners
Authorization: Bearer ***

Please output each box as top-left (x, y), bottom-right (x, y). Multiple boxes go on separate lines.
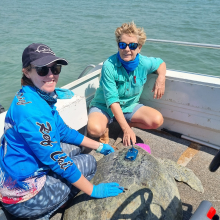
top-left (1, 122), bottom-right (219, 220)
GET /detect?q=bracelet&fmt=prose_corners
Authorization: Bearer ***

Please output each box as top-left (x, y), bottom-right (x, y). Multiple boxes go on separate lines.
top-left (96, 143), bottom-right (104, 153)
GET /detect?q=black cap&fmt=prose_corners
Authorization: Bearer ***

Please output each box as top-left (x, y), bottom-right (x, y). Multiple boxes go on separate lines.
top-left (22, 43), bottom-right (68, 68)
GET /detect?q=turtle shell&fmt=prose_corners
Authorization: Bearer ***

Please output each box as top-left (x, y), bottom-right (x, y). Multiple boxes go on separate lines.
top-left (64, 148), bottom-right (183, 220)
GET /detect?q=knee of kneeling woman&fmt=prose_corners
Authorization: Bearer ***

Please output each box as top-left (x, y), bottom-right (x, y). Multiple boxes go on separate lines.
top-left (152, 114), bottom-right (164, 129)
top-left (87, 124), bottom-right (105, 137)
top-left (87, 155), bottom-right (97, 179)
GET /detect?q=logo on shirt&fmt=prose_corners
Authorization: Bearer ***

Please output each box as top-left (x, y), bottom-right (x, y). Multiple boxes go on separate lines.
top-left (50, 151), bottom-right (73, 170)
top-left (36, 122), bottom-right (57, 147)
top-left (16, 92), bottom-right (32, 106)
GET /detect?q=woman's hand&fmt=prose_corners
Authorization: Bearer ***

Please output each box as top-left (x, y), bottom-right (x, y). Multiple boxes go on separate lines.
top-left (110, 103), bottom-right (136, 147)
top-left (152, 76), bottom-right (165, 99)
top-left (123, 127), bottom-right (136, 146)
top-left (99, 144), bottom-right (115, 155)
top-left (72, 175), bottom-right (123, 198)
top-left (91, 182), bottom-right (124, 198)
top-left (152, 62), bottom-right (166, 99)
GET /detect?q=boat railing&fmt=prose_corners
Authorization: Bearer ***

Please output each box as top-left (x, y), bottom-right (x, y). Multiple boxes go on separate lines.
top-left (147, 39), bottom-right (220, 49)
top-left (0, 104), bottom-right (5, 114)
top-left (77, 39), bottom-right (220, 79)
top-left (78, 64), bottom-right (96, 79)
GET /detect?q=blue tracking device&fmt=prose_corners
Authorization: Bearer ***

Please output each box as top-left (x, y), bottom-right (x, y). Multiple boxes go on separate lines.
top-left (125, 141), bottom-right (138, 161)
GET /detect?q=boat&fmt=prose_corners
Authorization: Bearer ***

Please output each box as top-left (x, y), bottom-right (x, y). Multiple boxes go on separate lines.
top-left (0, 40), bottom-right (220, 219)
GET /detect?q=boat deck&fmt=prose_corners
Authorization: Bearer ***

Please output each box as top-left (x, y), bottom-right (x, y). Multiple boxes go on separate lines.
top-left (1, 123), bottom-right (219, 220)
top-left (108, 123), bottom-right (220, 220)
top-left (87, 123), bottom-right (220, 220)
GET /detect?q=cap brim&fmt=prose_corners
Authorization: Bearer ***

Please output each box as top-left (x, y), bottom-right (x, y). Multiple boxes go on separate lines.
top-left (31, 55), bottom-right (68, 67)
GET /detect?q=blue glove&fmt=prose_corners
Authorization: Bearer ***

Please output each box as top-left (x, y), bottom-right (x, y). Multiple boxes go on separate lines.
top-left (91, 182), bottom-right (124, 199)
top-left (100, 144), bottom-right (115, 155)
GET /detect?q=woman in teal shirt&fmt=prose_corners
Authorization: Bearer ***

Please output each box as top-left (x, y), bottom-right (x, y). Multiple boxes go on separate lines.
top-left (88, 22), bottom-right (166, 146)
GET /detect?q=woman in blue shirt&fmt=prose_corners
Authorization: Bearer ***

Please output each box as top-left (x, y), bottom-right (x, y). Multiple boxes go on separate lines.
top-left (88, 22), bottom-right (166, 146)
top-left (0, 43), bottom-right (123, 219)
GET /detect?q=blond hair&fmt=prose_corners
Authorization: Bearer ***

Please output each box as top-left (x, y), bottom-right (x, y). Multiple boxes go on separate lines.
top-left (115, 22), bottom-right (147, 46)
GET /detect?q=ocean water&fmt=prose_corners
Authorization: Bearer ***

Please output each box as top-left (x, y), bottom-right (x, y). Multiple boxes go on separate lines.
top-left (0, 0), bottom-right (220, 110)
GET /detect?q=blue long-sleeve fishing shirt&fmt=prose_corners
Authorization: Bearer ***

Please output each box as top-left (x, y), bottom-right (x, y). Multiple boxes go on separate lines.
top-left (0, 85), bottom-right (84, 192)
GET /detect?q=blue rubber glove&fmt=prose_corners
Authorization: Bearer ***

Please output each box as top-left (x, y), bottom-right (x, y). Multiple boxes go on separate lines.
top-left (91, 182), bottom-right (124, 199)
top-left (100, 144), bottom-right (115, 155)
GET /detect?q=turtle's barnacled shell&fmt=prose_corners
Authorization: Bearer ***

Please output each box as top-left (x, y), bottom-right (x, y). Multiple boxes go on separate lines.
top-left (64, 148), bottom-right (184, 220)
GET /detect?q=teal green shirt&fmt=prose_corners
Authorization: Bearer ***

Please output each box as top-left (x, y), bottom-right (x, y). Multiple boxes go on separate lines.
top-left (89, 53), bottom-right (164, 118)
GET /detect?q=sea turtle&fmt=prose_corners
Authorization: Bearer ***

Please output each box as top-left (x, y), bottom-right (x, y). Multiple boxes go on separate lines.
top-left (63, 147), bottom-right (203, 220)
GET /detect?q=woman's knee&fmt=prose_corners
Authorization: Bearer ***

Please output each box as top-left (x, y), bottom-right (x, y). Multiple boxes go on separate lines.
top-left (151, 113), bottom-right (164, 129)
top-left (87, 112), bottom-right (108, 137)
top-left (89, 155), bottom-right (97, 173)
top-left (139, 111), bottom-right (164, 129)
top-left (87, 122), bottom-right (106, 137)
top-left (72, 154), bottom-right (97, 178)
top-left (84, 155), bottom-right (97, 180)
top-left (61, 143), bottom-right (82, 156)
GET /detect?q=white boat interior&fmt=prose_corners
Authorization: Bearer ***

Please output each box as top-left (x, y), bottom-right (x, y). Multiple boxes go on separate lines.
top-left (1, 65), bottom-right (220, 149)
top-left (61, 64), bottom-right (220, 149)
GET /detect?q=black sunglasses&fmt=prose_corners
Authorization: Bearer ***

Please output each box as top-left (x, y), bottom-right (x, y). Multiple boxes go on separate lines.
top-left (118, 42), bottom-right (139, 50)
top-left (33, 64), bottom-right (62, 77)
